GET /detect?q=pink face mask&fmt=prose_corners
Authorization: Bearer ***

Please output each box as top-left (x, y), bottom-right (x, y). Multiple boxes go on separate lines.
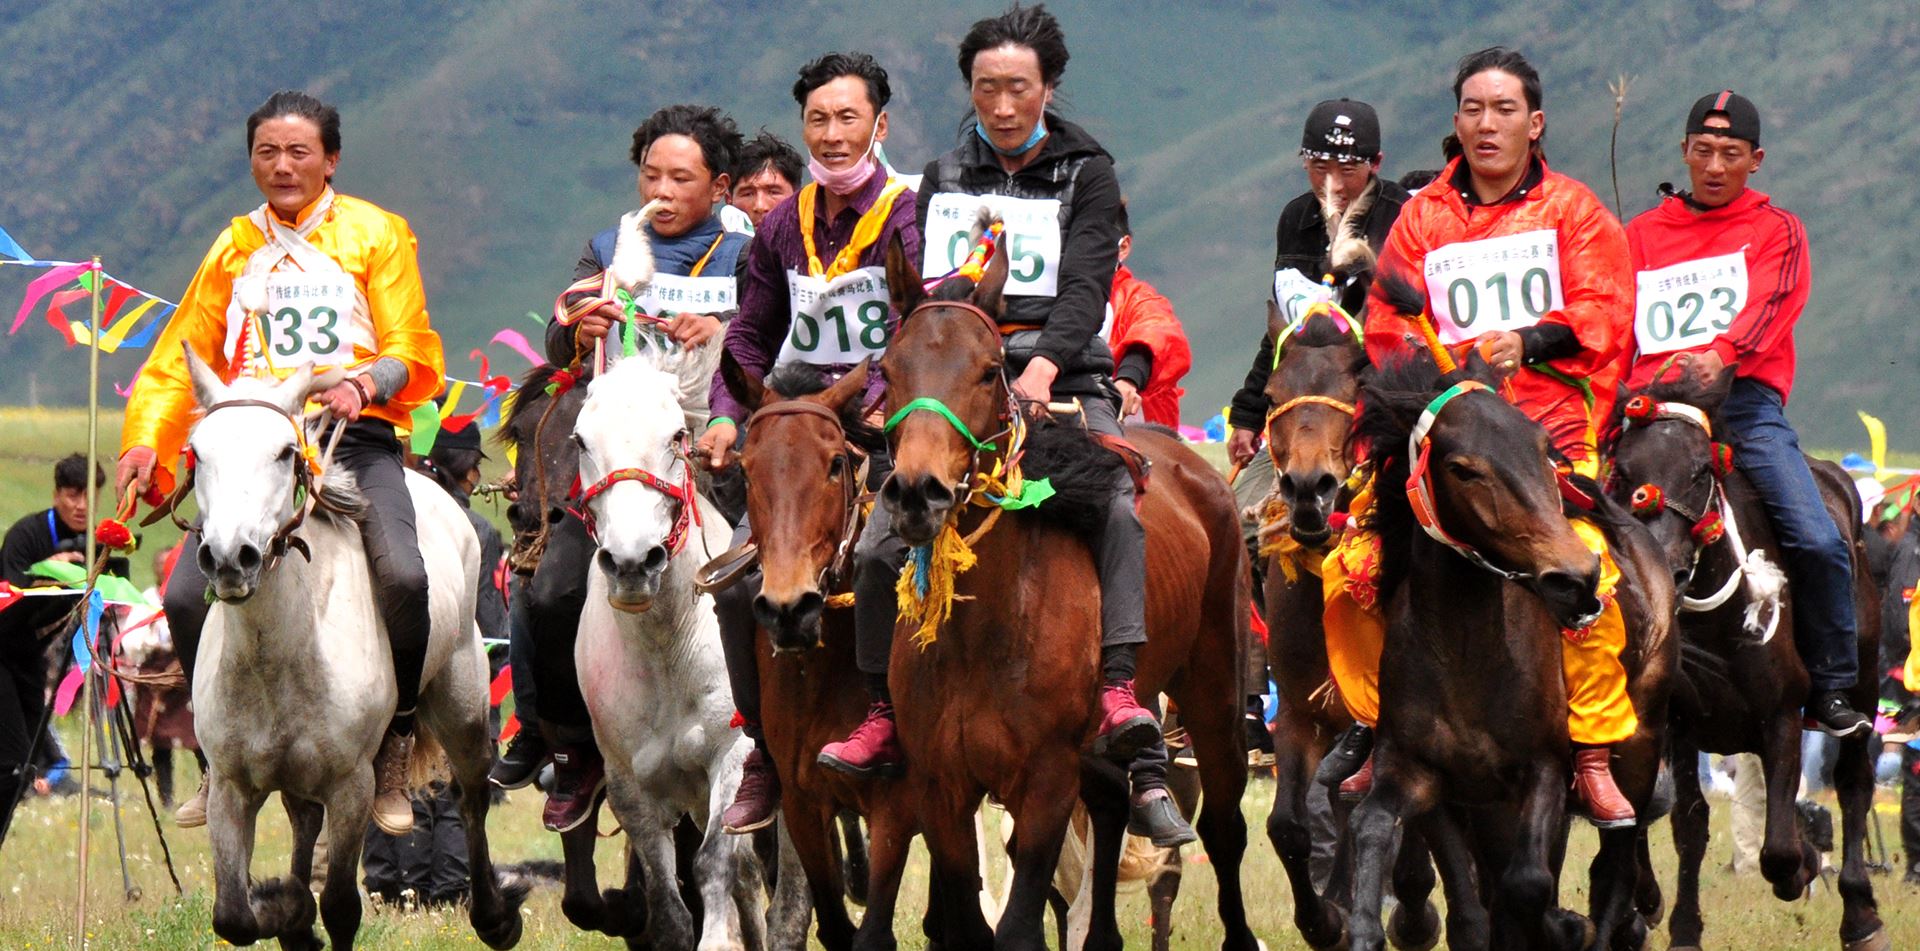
top-left (807, 117), bottom-right (882, 195)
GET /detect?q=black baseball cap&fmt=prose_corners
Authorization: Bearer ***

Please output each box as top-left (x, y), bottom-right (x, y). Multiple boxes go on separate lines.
top-left (435, 419), bottom-right (486, 455)
top-left (1686, 90), bottom-right (1760, 146)
top-left (1300, 99), bottom-right (1381, 163)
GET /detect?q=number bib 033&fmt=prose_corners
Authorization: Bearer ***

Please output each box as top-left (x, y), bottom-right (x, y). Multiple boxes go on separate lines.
top-left (256, 271), bottom-right (365, 368)
top-left (777, 266), bottom-right (893, 365)
top-left (1423, 229), bottom-right (1564, 344)
top-left (630, 273), bottom-right (737, 317)
top-left (921, 193), bottom-right (1062, 297)
top-left (1273, 268), bottom-right (1336, 323)
top-left (1633, 251), bottom-right (1748, 356)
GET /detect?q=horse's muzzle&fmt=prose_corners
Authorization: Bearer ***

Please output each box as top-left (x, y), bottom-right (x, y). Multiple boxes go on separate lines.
top-left (599, 546), bottom-right (667, 612)
top-left (1281, 468), bottom-right (1340, 545)
top-left (879, 471), bottom-right (956, 547)
top-left (1533, 566), bottom-right (1604, 631)
top-left (753, 590), bottom-right (825, 653)
top-left (198, 539), bottom-right (262, 602)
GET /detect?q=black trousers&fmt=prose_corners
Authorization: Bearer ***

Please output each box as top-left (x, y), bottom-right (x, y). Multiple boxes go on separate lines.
top-left (524, 515), bottom-right (593, 743)
top-left (166, 420), bottom-right (432, 722)
top-left (0, 652), bottom-right (48, 836)
top-left (362, 780), bottom-right (469, 903)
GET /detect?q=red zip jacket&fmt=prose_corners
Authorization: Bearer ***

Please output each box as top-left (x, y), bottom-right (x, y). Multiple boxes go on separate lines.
top-left (1109, 265), bottom-right (1191, 427)
top-left (1623, 188), bottom-right (1809, 400)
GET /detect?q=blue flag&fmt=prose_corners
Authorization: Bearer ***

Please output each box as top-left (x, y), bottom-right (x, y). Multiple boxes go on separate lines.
top-left (70, 589), bottom-right (104, 673)
top-left (0, 224), bottom-right (34, 263)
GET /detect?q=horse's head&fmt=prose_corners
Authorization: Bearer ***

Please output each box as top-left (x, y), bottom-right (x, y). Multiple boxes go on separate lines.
top-left (499, 363), bottom-right (586, 545)
top-left (572, 355), bottom-right (696, 612)
top-left (1262, 301), bottom-right (1367, 544)
top-left (1609, 367), bottom-right (1738, 586)
top-left (876, 223), bottom-right (1012, 546)
top-left (182, 344), bottom-right (341, 602)
top-left (722, 353), bottom-right (876, 651)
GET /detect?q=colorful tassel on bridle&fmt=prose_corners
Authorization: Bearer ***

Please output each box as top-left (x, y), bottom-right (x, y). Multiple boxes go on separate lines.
top-left (894, 521), bottom-right (979, 649)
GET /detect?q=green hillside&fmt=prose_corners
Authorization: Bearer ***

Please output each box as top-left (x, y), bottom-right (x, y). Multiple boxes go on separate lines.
top-left (2, 0), bottom-right (1913, 449)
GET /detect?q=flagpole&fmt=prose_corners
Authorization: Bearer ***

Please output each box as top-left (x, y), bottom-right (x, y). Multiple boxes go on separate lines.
top-left (74, 254), bottom-right (103, 945)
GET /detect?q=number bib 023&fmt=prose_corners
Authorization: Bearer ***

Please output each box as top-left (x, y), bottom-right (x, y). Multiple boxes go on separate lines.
top-left (1633, 250), bottom-right (1748, 356)
top-left (253, 271), bottom-right (367, 368)
top-left (1273, 268), bottom-right (1336, 324)
top-left (921, 193), bottom-right (1062, 297)
top-left (1424, 229), bottom-right (1564, 344)
top-left (776, 266), bottom-right (893, 365)
top-left (630, 273), bottom-right (737, 317)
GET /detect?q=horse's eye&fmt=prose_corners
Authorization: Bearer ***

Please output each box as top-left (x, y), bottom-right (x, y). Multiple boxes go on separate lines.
top-left (1445, 460), bottom-right (1481, 482)
top-left (980, 366), bottom-right (1000, 385)
top-left (827, 455), bottom-right (847, 481)
top-left (568, 432), bottom-right (584, 446)
top-left (277, 445), bottom-right (296, 464)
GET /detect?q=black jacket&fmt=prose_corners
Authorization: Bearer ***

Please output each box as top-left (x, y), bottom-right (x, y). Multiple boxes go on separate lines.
top-left (1229, 176), bottom-right (1408, 432)
top-left (918, 115), bottom-right (1122, 395)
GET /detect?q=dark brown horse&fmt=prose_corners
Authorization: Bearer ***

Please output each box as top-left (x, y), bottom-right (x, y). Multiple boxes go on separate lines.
top-left (863, 235), bottom-right (1254, 951)
top-left (1342, 343), bottom-right (1676, 951)
top-left (715, 354), bottom-right (913, 951)
top-left (1610, 372), bottom-right (1886, 951)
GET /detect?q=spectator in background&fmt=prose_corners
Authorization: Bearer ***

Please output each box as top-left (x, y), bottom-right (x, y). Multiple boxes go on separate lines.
top-left (724, 131), bottom-right (804, 234)
top-left (1107, 200), bottom-right (1191, 427)
top-left (123, 542), bottom-right (205, 808)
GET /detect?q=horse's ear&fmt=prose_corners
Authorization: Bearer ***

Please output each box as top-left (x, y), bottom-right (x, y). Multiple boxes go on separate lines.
top-left (884, 235), bottom-right (924, 319)
top-left (719, 348), bottom-right (767, 414)
top-left (274, 363), bottom-right (319, 415)
top-left (1266, 298), bottom-right (1287, 347)
top-left (971, 226), bottom-right (1010, 318)
top-left (1702, 361), bottom-right (1739, 410)
top-left (821, 357), bottom-right (870, 414)
top-left (183, 341), bottom-right (227, 409)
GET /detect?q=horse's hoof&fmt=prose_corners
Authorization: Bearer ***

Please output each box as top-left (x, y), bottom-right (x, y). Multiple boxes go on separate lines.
top-left (1843, 927), bottom-right (1891, 951)
top-left (1305, 900), bottom-right (1350, 951)
top-left (474, 909), bottom-right (525, 949)
top-left (1387, 900), bottom-right (1441, 951)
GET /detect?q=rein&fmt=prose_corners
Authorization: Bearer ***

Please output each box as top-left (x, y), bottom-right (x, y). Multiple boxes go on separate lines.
top-left (883, 299), bottom-right (1022, 522)
top-left (1404, 380), bottom-right (1534, 582)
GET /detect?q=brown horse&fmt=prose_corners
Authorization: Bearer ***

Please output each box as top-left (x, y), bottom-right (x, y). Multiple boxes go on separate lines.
top-left (863, 234), bottom-right (1254, 950)
top-left (1341, 342), bottom-right (1676, 951)
top-left (1610, 372), bottom-right (1886, 951)
top-left (715, 354), bottom-right (915, 951)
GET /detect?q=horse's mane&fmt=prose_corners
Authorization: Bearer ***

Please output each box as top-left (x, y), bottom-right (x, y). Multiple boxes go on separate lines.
top-left (1633, 373), bottom-right (1732, 426)
top-left (1351, 349), bottom-right (1457, 602)
top-left (927, 276), bottom-right (978, 303)
top-left (314, 467), bottom-right (369, 525)
top-left (1018, 416), bottom-right (1128, 537)
top-left (1131, 421), bottom-right (1181, 440)
top-left (762, 362), bottom-right (886, 454)
top-left (497, 362), bottom-right (566, 453)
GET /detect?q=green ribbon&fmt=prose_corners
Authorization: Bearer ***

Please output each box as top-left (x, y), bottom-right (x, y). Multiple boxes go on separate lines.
top-left (26, 560), bottom-right (155, 608)
top-left (990, 476), bottom-right (1054, 510)
top-left (884, 397), bottom-right (997, 452)
top-left (1527, 363), bottom-right (1597, 410)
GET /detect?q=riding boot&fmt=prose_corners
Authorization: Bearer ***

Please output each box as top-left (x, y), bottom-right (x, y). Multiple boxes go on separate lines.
top-left (174, 773), bottom-right (209, 829)
top-left (543, 741), bottom-right (606, 833)
top-left (1315, 722), bottom-right (1374, 789)
top-left (1127, 738), bottom-right (1196, 847)
top-left (1338, 753), bottom-right (1374, 801)
top-left (372, 728), bottom-right (416, 836)
top-left (1094, 642), bottom-right (1161, 760)
top-left (723, 746), bottom-right (781, 835)
top-left (818, 701), bottom-right (904, 777)
top-left (1571, 745), bottom-right (1636, 829)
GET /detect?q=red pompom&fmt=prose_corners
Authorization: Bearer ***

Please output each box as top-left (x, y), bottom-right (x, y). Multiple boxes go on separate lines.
top-left (1623, 395), bottom-right (1659, 422)
top-left (1630, 484), bottom-right (1664, 517)
top-left (1710, 442), bottom-right (1735, 478)
top-left (1328, 511), bottom-right (1350, 532)
top-left (95, 518), bottom-right (133, 551)
top-left (1691, 510), bottom-right (1726, 546)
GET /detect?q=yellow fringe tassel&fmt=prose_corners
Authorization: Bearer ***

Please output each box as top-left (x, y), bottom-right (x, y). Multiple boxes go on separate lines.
top-left (1252, 494), bottom-right (1322, 584)
top-left (825, 592), bottom-right (856, 609)
top-left (894, 520), bottom-right (978, 650)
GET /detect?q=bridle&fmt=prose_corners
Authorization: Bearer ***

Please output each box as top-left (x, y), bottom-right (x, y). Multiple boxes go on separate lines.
top-left (881, 299), bottom-right (1022, 514)
top-left (1618, 394), bottom-right (1757, 615)
top-left (748, 398), bottom-right (871, 596)
top-left (569, 430), bottom-right (701, 557)
top-left (1404, 380), bottom-right (1535, 582)
top-left (153, 397), bottom-right (335, 572)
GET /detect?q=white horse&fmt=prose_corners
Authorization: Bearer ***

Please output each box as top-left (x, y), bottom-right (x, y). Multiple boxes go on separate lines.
top-left (572, 352), bottom-right (772, 951)
top-left (183, 350), bottom-right (525, 951)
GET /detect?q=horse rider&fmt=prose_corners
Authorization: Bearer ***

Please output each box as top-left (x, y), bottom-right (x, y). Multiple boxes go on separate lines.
top-left (513, 104), bottom-right (751, 833)
top-left (693, 51), bottom-right (921, 834)
top-left (878, 3), bottom-right (1193, 844)
top-left (1622, 90), bottom-right (1871, 736)
top-left (1319, 48), bottom-right (1641, 827)
top-left (727, 131), bottom-right (803, 234)
top-left (1227, 97), bottom-right (1409, 470)
top-left (116, 90), bottom-right (446, 836)
top-left (1107, 200), bottom-right (1192, 427)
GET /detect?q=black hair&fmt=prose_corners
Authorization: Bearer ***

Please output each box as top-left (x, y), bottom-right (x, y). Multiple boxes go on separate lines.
top-left (762, 362), bottom-right (886, 455)
top-left (1399, 169), bottom-right (1442, 191)
top-left (630, 104), bottom-right (744, 181)
top-left (733, 131), bottom-right (804, 190)
top-left (1115, 198), bottom-right (1131, 238)
top-left (417, 445), bottom-right (483, 497)
top-left (1453, 47), bottom-right (1541, 111)
top-left (793, 52), bottom-right (892, 111)
top-left (246, 90), bottom-right (341, 155)
top-left (958, 3), bottom-right (1069, 87)
top-left (54, 452), bottom-right (104, 491)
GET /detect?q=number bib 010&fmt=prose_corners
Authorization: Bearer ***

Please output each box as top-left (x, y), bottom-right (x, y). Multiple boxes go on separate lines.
top-left (250, 271), bottom-right (367, 368)
top-left (1424, 229), bottom-right (1564, 344)
top-left (921, 193), bottom-right (1062, 297)
top-left (1273, 268), bottom-right (1336, 323)
top-left (1633, 251), bottom-right (1748, 356)
top-left (630, 273), bottom-right (737, 317)
top-left (776, 266), bottom-right (893, 365)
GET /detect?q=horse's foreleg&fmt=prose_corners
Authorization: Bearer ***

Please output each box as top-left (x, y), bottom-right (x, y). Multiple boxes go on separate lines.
top-left (265, 793), bottom-right (324, 951)
top-left (1386, 829), bottom-right (1441, 951)
top-left (1667, 735), bottom-right (1709, 949)
top-left (781, 797), bottom-right (850, 951)
top-left (558, 815), bottom-right (610, 933)
top-left (1757, 712), bottom-right (1812, 900)
top-left (999, 766), bottom-right (1078, 951)
top-left (1832, 728), bottom-right (1888, 950)
top-left (1417, 806), bottom-right (1489, 951)
top-left (208, 779), bottom-right (267, 947)
top-left (916, 792), bottom-right (993, 951)
top-left (1497, 761), bottom-right (1583, 951)
top-left (694, 756), bottom-right (760, 951)
top-left (851, 795), bottom-right (914, 951)
top-left (424, 689), bottom-right (528, 950)
top-left (1269, 715), bottom-right (1346, 949)
top-left (766, 815), bottom-right (817, 951)
top-left (318, 777), bottom-right (374, 951)
top-left (626, 799), bottom-right (698, 950)
top-left (1079, 759), bottom-right (1128, 951)
top-left (1179, 679), bottom-right (1257, 951)
top-left (1346, 754), bottom-right (1433, 951)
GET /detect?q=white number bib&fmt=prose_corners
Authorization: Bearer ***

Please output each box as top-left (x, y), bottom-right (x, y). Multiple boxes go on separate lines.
top-left (776, 266), bottom-right (893, 365)
top-left (1424, 229), bottom-right (1564, 344)
top-left (254, 272), bottom-right (365, 368)
top-left (629, 273), bottom-right (736, 316)
top-left (1273, 268), bottom-right (1336, 324)
top-left (1633, 251), bottom-right (1748, 356)
top-left (921, 193), bottom-right (1062, 297)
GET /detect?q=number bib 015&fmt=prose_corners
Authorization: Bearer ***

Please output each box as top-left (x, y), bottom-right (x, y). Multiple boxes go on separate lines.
top-left (776, 266), bottom-right (893, 365)
top-left (921, 193), bottom-right (1062, 297)
top-left (630, 273), bottom-right (737, 317)
top-left (1633, 251), bottom-right (1748, 356)
top-left (1273, 268), bottom-right (1336, 324)
top-left (253, 271), bottom-right (367, 368)
top-left (1424, 229), bottom-right (1564, 344)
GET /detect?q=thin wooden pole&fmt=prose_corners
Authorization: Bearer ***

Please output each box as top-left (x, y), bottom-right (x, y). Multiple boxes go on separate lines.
top-left (74, 254), bottom-right (104, 946)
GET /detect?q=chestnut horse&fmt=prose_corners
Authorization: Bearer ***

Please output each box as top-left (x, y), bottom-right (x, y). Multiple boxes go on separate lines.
top-left (1611, 372), bottom-right (1886, 951)
top-left (863, 235), bottom-right (1254, 950)
top-left (1342, 342), bottom-right (1676, 951)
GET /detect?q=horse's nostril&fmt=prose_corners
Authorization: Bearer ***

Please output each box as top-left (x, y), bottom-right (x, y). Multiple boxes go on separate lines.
top-left (197, 545), bottom-right (217, 575)
top-left (919, 474), bottom-right (955, 509)
top-left (236, 544), bottom-right (261, 572)
top-left (1313, 473), bottom-right (1339, 499)
top-left (642, 546), bottom-right (668, 573)
top-left (597, 549), bottom-right (617, 574)
top-left (794, 590), bottom-right (825, 620)
top-left (879, 475), bottom-right (903, 505)
top-left (1278, 473), bottom-right (1297, 498)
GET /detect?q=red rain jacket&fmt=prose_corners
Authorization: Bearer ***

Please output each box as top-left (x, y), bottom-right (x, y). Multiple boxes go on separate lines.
top-left (1109, 265), bottom-right (1191, 427)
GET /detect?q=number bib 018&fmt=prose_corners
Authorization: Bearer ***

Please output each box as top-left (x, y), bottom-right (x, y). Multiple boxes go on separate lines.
top-left (1273, 268), bottom-right (1336, 324)
top-left (1424, 229), bottom-right (1564, 344)
top-left (630, 273), bottom-right (737, 317)
top-left (921, 193), bottom-right (1062, 297)
top-left (1633, 251), bottom-right (1748, 356)
top-left (776, 266), bottom-right (893, 365)
top-left (252, 271), bottom-right (366, 368)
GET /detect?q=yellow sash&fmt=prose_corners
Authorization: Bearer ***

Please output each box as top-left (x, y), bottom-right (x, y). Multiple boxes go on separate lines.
top-left (798, 179), bottom-right (908, 280)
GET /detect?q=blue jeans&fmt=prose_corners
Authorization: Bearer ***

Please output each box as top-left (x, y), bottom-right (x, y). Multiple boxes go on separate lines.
top-left (1720, 379), bottom-right (1859, 692)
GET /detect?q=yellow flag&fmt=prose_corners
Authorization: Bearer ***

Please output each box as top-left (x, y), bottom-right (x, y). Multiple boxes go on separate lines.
top-left (1859, 411), bottom-right (1888, 476)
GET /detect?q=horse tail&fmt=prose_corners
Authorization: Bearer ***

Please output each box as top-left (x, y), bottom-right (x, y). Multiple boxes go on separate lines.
top-left (406, 723), bottom-right (450, 794)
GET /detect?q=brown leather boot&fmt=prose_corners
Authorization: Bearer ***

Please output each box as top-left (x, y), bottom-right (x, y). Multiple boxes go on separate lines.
top-left (371, 730), bottom-right (415, 836)
top-left (1571, 746), bottom-right (1635, 829)
top-left (1338, 753), bottom-right (1374, 802)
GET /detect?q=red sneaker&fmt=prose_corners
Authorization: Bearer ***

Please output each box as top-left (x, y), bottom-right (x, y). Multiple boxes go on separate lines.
top-left (1093, 681), bottom-right (1162, 761)
top-left (817, 703), bottom-right (905, 777)
top-left (1338, 754), bottom-right (1374, 801)
top-left (542, 745), bottom-right (606, 833)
